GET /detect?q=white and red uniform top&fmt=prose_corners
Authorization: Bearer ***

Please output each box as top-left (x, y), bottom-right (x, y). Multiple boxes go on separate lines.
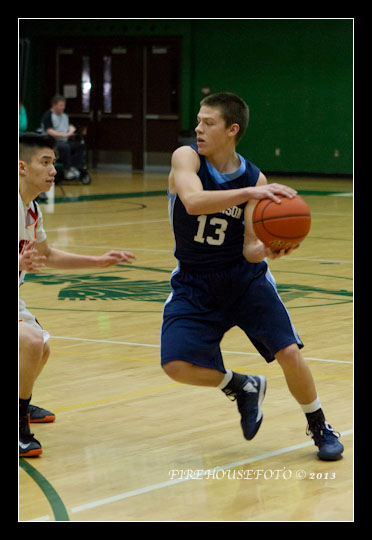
top-left (19, 193), bottom-right (47, 286)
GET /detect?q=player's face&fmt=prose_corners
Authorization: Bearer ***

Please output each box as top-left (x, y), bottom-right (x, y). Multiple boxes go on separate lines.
top-left (195, 106), bottom-right (235, 156)
top-left (23, 148), bottom-right (57, 193)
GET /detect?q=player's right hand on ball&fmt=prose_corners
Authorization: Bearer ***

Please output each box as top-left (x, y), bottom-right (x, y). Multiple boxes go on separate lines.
top-left (251, 183), bottom-right (297, 203)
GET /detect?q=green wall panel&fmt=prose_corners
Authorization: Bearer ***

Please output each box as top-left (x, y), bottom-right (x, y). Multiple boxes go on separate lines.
top-left (20, 19), bottom-right (353, 175)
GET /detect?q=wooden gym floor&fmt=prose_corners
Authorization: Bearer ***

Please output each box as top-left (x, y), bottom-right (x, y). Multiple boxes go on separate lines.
top-left (18, 169), bottom-right (353, 522)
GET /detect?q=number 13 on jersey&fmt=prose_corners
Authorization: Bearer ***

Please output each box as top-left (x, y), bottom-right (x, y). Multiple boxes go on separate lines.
top-left (193, 215), bottom-right (228, 246)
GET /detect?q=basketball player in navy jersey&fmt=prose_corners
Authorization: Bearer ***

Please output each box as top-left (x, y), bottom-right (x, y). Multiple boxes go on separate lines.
top-left (161, 93), bottom-right (343, 460)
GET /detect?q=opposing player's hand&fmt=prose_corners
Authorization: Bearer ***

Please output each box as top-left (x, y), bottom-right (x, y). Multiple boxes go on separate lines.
top-left (250, 183), bottom-right (297, 204)
top-left (19, 241), bottom-right (46, 272)
top-left (95, 250), bottom-right (136, 268)
top-left (264, 244), bottom-right (300, 259)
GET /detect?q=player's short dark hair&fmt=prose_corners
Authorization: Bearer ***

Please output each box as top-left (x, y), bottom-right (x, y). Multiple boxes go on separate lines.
top-left (200, 92), bottom-right (250, 143)
top-left (19, 132), bottom-right (56, 162)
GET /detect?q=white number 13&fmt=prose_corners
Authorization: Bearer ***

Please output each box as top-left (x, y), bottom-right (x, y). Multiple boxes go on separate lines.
top-left (193, 215), bottom-right (228, 245)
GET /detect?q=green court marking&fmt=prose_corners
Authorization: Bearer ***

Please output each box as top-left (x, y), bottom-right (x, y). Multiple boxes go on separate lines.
top-left (19, 459), bottom-right (69, 521)
top-left (272, 269), bottom-right (352, 281)
top-left (297, 189), bottom-right (352, 196)
top-left (25, 272), bottom-right (171, 303)
top-left (273, 282), bottom-right (352, 309)
top-left (25, 264), bottom-right (352, 312)
top-left (38, 188), bottom-right (352, 205)
top-left (39, 190), bottom-right (168, 204)
top-left (27, 306), bottom-right (160, 313)
top-left (113, 264), bottom-right (355, 282)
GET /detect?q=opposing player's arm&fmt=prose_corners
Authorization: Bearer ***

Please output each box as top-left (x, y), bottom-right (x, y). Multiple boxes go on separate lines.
top-left (19, 240), bottom-right (46, 272)
top-left (35, 239), bottom-right (135, 269)
top-left (243, 174), bottom-right (299, 263)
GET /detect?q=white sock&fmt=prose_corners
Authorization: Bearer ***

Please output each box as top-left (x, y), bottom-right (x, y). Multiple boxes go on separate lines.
top-left (218, 369), bottom-right (233, 389)
top-left (300, 397), bottom-right (322, 414)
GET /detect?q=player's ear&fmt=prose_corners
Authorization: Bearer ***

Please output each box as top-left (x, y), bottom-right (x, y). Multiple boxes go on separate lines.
top-left (228, 123), bottom-right (240, 138)
top-left (19, 160), bottom-right (27, 175)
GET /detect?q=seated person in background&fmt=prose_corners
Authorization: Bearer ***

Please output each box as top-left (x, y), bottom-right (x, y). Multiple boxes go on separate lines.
top-left (41, 95), bottom-right (85, 179)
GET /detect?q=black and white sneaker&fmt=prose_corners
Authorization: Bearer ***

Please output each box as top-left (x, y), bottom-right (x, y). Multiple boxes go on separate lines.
top-left (19, 414), bottom-right (42, 458)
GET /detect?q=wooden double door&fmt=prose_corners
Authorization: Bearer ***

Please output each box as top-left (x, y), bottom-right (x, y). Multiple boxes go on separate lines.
top-left (42, 37), bottom-right (181, 169)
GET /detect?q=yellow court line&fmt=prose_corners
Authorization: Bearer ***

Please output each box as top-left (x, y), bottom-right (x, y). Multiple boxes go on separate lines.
top-left (52, 381), bottom-right (182, 414)
top-left (47, 349), bottom-right (352, 416)
top-left (51, 349), bottom-right (353, 381)
top-left (51, 348), bottom-right (159, 363)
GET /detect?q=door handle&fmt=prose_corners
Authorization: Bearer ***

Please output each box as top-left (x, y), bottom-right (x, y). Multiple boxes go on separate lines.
top-left (96, 111), bottom-right (133, 120)
top-left (145, 114), bottom-right (179, 120)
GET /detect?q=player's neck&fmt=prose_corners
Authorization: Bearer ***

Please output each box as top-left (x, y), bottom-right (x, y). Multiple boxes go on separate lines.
top-left (19, 180), bottom-right (39, 206)
top-left (206, 148), bottom-right (240, 174)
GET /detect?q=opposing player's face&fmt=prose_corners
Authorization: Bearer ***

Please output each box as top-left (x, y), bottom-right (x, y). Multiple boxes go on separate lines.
top-left (195, 106), bottom-right (234, 156)
top-left (23, 148), bottom-right (57, 192)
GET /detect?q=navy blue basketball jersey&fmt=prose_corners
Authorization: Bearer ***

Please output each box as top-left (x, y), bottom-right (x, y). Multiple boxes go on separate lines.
top-left (168, 145), bottom-right (260, 272)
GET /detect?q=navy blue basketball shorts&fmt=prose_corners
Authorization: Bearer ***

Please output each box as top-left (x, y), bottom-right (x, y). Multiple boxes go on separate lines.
top-left (161, 259), bottom-right (303, 372)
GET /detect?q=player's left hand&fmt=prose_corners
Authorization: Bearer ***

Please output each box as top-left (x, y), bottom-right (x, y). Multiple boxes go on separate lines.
top-left (264, 245), bottom-right (299, 259)
top-left (95, 250), bottom-right (136, 267)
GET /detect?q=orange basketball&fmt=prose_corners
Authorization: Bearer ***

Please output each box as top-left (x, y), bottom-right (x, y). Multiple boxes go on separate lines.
top-left (252, 195), bottom-right (311, 251)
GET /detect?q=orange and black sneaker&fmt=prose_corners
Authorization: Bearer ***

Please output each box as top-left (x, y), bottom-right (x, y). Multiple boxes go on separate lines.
top-left (28, 404), bottom-right (55, 423)
top-left (19, 414), bottom-right (42, 457)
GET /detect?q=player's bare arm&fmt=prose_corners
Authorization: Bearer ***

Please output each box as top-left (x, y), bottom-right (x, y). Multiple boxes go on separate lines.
top-left (35, 239), bottom-right (135, 269)
top-left (170, 147), bottom-right (297, 215)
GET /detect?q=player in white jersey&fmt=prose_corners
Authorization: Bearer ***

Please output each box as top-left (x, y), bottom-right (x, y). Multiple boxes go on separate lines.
top-left (19, 133), bottom-right (135, 457)
top-left (19, 195), bottom-right (49, 338)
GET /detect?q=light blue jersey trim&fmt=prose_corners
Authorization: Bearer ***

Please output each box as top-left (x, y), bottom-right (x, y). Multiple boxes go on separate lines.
top-left (167, 190), bottom-right (179, 264)
top-left (167, 190), bottom-right (177, 231)
top-left (205, 153), bottom-right (246, 185)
